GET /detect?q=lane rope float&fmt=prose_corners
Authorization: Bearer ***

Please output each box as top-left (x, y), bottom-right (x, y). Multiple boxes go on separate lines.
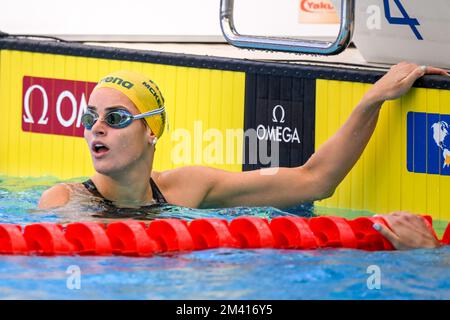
top-left (0, 215), bottom-right (448, 256)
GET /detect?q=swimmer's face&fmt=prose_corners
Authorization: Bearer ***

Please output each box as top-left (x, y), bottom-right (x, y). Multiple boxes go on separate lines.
top-left (85, 87), bottom-right (155, 175)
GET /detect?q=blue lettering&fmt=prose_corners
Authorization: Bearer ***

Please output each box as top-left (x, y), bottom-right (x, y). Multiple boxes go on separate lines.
top-left (384, 0), bottom-right (423, 40)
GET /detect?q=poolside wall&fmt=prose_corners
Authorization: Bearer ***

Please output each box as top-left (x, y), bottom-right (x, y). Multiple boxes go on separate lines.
top-left (1, 38), bottom-right (450, 221)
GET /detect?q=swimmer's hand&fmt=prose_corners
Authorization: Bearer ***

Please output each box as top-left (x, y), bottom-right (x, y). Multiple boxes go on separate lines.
top-left (364, 62), bottom-right (449, 104)
top-left (373, 212), bottom-right (442, 250)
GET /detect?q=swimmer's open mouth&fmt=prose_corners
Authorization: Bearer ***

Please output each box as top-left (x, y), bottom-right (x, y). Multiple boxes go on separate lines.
top-left (91, 142), bottom-right (110, 155)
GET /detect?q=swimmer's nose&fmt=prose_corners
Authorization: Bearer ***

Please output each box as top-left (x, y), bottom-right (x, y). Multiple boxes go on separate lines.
top-left (91, 118), bottom-right (107, 136)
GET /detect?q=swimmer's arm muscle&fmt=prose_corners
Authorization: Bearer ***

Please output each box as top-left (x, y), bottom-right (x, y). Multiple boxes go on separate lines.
top-left (200, 63), bottom-right (449, 209)
top-left (37, 184), bottom-right (70, 209)
top-left (199, 94), bottom-right (381, 209)
top-left (198, 166), bottom-right (327, 209)
top-left (197, 96), bottom-right (382, 209)
top-left (199, 95), bottom-right (381, 208)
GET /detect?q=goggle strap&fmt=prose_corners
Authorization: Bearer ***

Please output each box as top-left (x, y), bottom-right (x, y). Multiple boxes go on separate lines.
top-left (132, 107), bottom-right (165, 120)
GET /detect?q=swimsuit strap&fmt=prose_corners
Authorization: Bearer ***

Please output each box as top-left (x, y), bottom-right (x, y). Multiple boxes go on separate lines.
top-left (149, 178), bottom-right (167, 204)
top-left (82, 179), bottom-right (104, 199)
top-left (82, 178), bottom-right (167, 204)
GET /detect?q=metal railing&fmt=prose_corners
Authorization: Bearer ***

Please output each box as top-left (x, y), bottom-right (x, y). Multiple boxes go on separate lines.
top-left (220, 0), bottom-right (355, 55)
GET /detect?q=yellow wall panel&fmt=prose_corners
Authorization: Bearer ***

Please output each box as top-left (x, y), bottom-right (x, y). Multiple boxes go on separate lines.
top-left (426, 89), bottom-right (441, 218)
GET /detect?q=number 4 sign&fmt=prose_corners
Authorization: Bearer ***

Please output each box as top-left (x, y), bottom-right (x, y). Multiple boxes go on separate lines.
top-left (383, 0), bottom-right (423, 40)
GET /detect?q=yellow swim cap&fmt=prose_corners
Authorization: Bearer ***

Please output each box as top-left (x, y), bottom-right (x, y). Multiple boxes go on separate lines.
top-left (94, 70), bottom-right (166, 138)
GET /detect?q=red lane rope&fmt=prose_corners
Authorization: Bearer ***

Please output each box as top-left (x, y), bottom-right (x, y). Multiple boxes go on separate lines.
top-left (0, 216), bottom-right (447, 256)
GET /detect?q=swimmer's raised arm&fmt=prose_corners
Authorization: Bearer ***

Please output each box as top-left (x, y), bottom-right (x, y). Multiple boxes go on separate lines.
top-left (186, 63), bottom-right (448, 209)
top-left (290, 63), bottom-right (448, 204)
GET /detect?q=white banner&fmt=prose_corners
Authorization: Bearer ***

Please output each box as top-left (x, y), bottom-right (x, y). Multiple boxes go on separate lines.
top-left (0, 0), bottom-right (340, 41)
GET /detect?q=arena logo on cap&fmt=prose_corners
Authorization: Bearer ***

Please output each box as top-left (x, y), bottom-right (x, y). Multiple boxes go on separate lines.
top-left (100, 76), bottom-right (134, 89)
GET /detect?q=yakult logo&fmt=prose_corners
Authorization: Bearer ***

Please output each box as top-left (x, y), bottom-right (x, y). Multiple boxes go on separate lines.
top-left (300, 0), bottom-right (335, 13)
top-left (22, 76), bottom-right (97, 137)
top-left (298, 0), bottom-right (339, 24)
top-left (256, 105), bottom-right (301, 144)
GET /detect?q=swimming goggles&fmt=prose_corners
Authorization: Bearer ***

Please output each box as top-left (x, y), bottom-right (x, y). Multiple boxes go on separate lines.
top-left (81, 107), bottom-right (165, 130)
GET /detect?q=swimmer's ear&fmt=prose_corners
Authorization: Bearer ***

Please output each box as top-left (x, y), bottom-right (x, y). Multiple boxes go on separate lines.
top-left (145, 127), bottom-right (156, 145)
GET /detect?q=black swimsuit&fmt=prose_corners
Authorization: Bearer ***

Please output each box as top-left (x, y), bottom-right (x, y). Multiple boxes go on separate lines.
top-left (81, 178), bottom-right (168, 218)
top-left (82, 178), bottom-right (167, 204)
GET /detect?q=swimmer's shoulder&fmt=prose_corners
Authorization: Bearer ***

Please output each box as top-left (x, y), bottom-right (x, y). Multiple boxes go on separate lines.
top-left (151, 166), bottom-right (213, 189)
top-left (153, 165), bottom-right (217, 181)
top-left (38, 182), bottom-right (80, 209)
top-left (151, 166), bottom-right (218, 207)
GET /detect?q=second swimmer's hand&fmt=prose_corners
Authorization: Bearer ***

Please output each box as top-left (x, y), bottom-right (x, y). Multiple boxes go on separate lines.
top-left (373, 212), bottom-right (442, 250)
top-left (364, 62), bottom-right (449, 104)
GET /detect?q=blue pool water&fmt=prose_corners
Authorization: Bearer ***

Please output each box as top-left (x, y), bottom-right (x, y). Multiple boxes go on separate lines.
top-left (0, 176), bottom-right (449, 300)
